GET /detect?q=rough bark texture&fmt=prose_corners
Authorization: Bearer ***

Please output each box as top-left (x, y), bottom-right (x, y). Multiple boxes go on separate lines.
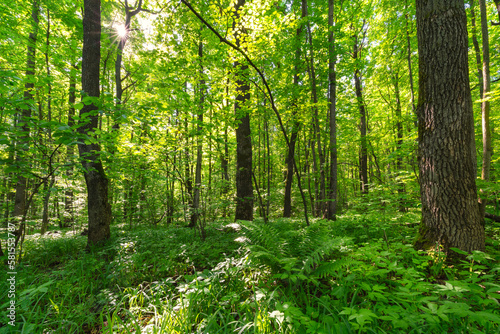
top-left (234, 62), bottom-right (253, 221)
top-left (79, 0), bottom-right (112, 248)
top-left (415, 0), bottom-right (485, 253)
top-left (233, 0), bottom-right (253, 221)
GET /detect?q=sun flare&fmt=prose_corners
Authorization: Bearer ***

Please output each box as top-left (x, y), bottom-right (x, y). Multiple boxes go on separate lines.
top-left (115, 23), bottom-right (128, 39)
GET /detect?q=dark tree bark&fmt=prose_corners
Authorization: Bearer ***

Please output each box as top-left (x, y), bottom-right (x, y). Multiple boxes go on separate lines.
top-left (326, 0), bottom-right (338, 220)
top-left (353, 33), bottom-right (368, 195)
top-left (79, 0), bottom-right (112, 247)
top-left (13, 0), bottom-right (40, 219)
top-left (233, 0), bottom-right (253, 221)
top-left (414, 0), bottom-right (485, 253)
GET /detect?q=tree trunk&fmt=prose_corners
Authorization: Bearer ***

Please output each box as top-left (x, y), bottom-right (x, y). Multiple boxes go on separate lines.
top-left (65, 65), bottom-right (77, 226)
top-left (305, 25), bottom-right (326, 217)
top-left (13, 0), bottom-right (40, 219)
top-left (393, 71), bottom-right (406, 212)
top-left (354, 68), bottom-right (368, 195)
top-left (283, 0), bottom-right (306, 218)
top-left (478, 0), bottom-right (492, 219)
top-left (414, 0), bottom-right (484, 253)
top-left (470, 0), bottom-right (484, 99)
top-left (405, 0), bottom-right (417, 127)
top-left (233, 0), bottom-right (253, 221)
top-left (190, 40), bottom-right (205, 238)
top-left (79, 0), bottom-right (112, 247)
top-left (326, 0), bottom-right (338, 220)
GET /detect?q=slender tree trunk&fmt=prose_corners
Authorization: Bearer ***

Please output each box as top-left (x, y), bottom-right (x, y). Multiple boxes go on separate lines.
top-left (265, 111), bottom-right (271, 218)
top-left (41, 7), bottom-right (54, 234)
top-left (393, 71), bottom-right (406, 212)
top-left (13, 0), bottom-right (40, 219)
top-left (79, 0), bottom-right (112, 247)
top-left (470, 0), bottom-right (484, 99)
top-left (326, 0), bottom-right (338, 220)
top-left (283, 0), bottom-right (306, 217)
top-left (478, 0), bottom-right (492, 219)
top-left (414, 0), bottom-right (484, 253)
top-left (405, 0), bottom-right (417, 127)
top-left (190, 40), bottom-right (205, 237)
top-left (353, 34), bottom-right (368, 195)
top-left (40, 176), bottom-right (55, 234)
top-left (65, 65), bottom-right (77, 226)
top-left (233, 0), bottom-right (253, 221)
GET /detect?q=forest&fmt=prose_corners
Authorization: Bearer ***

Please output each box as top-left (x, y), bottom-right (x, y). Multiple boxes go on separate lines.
top-left (0, 0), bottom-right (499, 332)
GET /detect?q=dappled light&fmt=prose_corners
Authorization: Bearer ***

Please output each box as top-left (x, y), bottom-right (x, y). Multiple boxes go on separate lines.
top-left (1, 0), bottom-right (500, 332)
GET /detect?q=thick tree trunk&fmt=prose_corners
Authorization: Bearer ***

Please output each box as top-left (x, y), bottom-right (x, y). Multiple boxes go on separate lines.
top-left (79, 0), bottom-right (112, 247)
top-left (233, 0), bottom-right (253, 221)
top-left (326, 0), bottom-right (338, 220)
top-left (478, 0), bottom-right (492, 219)
top-left (415, 0), bottom-right (485, 253)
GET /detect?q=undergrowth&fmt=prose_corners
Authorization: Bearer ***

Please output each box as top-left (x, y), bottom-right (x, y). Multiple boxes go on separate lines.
top-left (0, 211), bottom-right (499, 333)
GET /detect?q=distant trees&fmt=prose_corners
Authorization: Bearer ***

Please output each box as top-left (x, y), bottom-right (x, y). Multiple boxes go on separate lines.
top-left (414, 0), bottom-right (485, 253)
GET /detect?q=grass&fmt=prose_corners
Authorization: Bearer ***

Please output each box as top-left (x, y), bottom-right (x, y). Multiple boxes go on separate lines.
top-left (0, 211), bottom-right (499, 333)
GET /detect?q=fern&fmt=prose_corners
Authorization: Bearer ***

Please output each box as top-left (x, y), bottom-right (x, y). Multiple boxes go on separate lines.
top-left (239, 220), bottom-right (349, 278)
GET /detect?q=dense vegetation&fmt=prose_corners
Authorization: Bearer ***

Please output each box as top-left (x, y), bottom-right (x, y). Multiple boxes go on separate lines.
top-left (0, 212), bottom-right (499, 333)
top-left (1, 0), bottom-right (500, 332)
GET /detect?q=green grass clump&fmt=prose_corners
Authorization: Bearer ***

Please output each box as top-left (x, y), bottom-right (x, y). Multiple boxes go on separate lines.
top-left (1, 213), bottom-right (499, 333)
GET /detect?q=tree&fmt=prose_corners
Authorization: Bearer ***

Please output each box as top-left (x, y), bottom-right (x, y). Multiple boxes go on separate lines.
top-left (13, 0), bottom-right (40, 219)
top-left (414, 0), bottom-right (485, 253)
top-left (233, 0), bottom-right (253, 221)
top-left (478, 0), bottom-right (492, 219)
top-left (326, 0), bottom-right (339, 220)
top-left (78, 0), bottom-right (112, 247)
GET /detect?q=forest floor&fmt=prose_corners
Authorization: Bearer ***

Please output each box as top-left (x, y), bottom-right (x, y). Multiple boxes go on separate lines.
top-left (1, 209), bottom-right (499, 333)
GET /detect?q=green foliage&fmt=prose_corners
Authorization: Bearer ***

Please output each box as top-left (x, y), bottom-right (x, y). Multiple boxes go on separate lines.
top-left (238, 219), bottom-right (349, 282)
top-left (2, 213), bottom-right (498, 333)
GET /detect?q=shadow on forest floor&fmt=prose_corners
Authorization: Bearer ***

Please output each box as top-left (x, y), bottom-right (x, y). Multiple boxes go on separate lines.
top-left (1, 209), bottom-right (499, 333)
